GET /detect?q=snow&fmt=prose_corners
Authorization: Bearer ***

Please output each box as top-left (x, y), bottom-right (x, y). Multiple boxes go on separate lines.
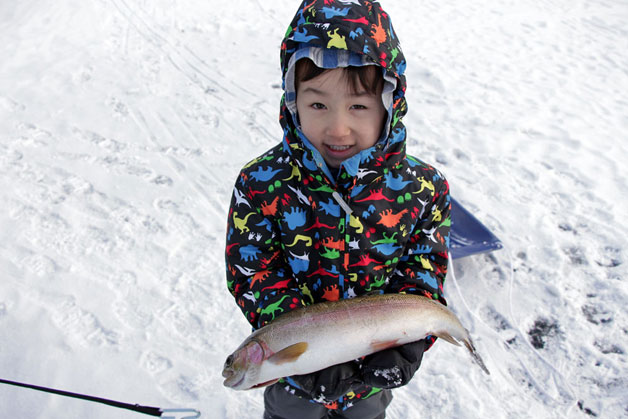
top-left (1, 0), bottom-right (627, 417)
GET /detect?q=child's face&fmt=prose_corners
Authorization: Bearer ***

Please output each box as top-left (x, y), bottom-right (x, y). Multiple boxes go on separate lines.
top-left (296, 67), bottom-right (387, 169)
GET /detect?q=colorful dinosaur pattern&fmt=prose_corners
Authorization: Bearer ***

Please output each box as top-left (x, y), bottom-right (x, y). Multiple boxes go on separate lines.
top-left (225, 0), bottom-right (450, 411)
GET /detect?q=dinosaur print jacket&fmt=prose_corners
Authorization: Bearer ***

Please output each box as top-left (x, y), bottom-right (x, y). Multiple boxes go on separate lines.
top-left (226, 0), bottom-right (450, 410)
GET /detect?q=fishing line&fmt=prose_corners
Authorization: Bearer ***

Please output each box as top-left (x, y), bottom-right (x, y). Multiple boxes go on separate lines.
top-left (449, 249), bottom-right (577, 413)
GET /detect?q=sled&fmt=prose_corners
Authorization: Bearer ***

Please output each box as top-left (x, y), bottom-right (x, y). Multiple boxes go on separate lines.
top-left (450, 198), bottom-right (502, 259)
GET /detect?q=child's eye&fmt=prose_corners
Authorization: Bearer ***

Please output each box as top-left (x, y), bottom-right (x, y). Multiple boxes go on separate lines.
top-left (351, 104), bottom-right (368, 110)
top-left (311, 103), bottom-right (326, 110)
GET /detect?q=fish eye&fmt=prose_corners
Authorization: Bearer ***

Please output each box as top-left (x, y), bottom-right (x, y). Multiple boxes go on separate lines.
top-left (225, 355), bottom-right (233, 366)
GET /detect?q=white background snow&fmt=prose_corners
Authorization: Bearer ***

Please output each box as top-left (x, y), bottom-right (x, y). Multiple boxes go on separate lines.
top-left (1, 0), bottom-right (627, 417)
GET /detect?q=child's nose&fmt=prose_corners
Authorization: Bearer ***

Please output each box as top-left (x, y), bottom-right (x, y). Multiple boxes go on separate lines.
top-left (325, 112), bottom-right (351, 138)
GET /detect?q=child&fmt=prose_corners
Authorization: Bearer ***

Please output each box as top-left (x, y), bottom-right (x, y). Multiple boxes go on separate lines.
top-left (225, 1), bottom-right (450, 417)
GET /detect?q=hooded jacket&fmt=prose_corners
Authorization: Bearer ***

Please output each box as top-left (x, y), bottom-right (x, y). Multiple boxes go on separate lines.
top-left (225, 0), bottom-right (450, 409)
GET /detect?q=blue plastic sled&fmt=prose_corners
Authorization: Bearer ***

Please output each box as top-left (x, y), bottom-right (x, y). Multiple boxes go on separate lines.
top-left (450, 198), bottom-right (502, 259)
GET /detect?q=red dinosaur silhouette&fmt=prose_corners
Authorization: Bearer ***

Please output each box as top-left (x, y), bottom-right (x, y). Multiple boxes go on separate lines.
top-left (260, 250), bottom-right (280, 269)
top-left (322, 285), bottom-right (340, 302)
top-left (349, 254), bottom-right (383, 268)
top-left (307, 264), bottom-right (339, 278)
top-left (261, 196), bottom-right (279, 217)
top-left (226, 243), bottom-right (239, 256)
top-left (354, 189), bottom-right (394, 203)
top-left (344, 17), bottom-right (368, 25)
top-left (262, 278), bottom-right (293, 292)
top-left (304, 217), bottom-right (335, 231)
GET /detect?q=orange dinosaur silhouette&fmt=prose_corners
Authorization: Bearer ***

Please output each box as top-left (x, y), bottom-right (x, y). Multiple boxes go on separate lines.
top-left (250, 269), bottom-right (271, 287)
top-left (370, 13), bottom-right (387, 47)
top-left (377, 209), bottom-right (408, 228)
top-left (322, 284), bottom-right (340, 302)
top-left (261, 196), bottom-right (279, 217)
top-left (319, 237), bottom-right (345, 251)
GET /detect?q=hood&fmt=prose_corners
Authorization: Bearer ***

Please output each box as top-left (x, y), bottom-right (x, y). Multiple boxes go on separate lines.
top-left (279, 0), bottom-right (409, 185)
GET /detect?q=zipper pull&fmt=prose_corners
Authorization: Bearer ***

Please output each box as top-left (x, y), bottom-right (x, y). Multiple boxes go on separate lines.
top-left (332, 191), bottom-right (353, 216)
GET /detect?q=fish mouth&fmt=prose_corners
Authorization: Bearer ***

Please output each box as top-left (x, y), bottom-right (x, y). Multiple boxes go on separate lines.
top-left (222, 369), bottom-right (246, 389)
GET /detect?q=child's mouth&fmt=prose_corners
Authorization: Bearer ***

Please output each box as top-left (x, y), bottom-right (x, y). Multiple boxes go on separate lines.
top-left (326, 144), bottom-right (352, 153)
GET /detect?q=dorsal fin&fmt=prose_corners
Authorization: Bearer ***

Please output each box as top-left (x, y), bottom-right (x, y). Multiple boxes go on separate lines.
top-left (267, 342), bottom-right (308, 365)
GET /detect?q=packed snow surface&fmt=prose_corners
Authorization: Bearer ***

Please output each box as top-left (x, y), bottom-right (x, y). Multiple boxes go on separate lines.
top-left (1, 0), bottom-right (627, 417)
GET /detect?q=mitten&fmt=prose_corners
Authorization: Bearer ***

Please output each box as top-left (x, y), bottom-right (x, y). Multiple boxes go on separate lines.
top-left (289, 361), bottom-right (361, 401)
top-left (361, 340), bottom-right (427, 389)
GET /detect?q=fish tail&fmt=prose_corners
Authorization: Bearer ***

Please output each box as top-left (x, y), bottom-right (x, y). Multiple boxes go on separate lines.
top-left (435, 329), bottom-right (490, 375)
top-left (462, 336), bottom-right (491, 375)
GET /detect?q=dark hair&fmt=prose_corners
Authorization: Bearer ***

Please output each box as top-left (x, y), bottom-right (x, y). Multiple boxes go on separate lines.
top-left (295, 58), bottom-right (384, 95)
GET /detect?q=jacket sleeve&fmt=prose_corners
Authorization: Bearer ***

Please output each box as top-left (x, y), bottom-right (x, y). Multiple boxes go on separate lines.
top-left (225, 171), bottom-right (305, 329)
top-left (387, 173), bottom-right (450, 305)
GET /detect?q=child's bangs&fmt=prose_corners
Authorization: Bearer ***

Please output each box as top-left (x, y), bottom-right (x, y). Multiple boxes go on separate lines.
top-left (295, 58), bottom-right (383, 95)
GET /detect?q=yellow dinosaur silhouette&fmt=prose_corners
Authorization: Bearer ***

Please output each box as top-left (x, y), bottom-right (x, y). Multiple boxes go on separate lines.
top-left (233, 211), bottom-right (256, 234)
top-left (327, 28), bottom-right (347, 50)
top-left (286, 234), bottom-right (313, 247)
top-left (299, 283), bottom-right (315, 304)
top-left (349, 214), bottom-right (364, 233)
top-left (282, 162), bottom-right (302, 182)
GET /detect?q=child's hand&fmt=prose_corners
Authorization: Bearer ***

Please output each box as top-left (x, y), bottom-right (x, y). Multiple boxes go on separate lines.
top-left (360, 340), bottom-right (427, 389)
top-left (289, 362), bottom-right (360, 401)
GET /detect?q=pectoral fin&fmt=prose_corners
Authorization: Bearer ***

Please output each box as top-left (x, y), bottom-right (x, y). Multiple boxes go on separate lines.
top-left (370, 339), bottom-right (400, 352)
top-left (268, 342), bottom-right (308, 365)
top-left (252, 378), bottom-right (280, 389)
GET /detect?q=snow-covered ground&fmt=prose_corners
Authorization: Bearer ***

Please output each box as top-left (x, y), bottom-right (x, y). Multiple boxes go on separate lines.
top-left (1, 0), bottom-right (627, 417)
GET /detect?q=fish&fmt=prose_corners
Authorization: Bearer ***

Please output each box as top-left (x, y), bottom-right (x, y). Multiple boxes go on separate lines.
top-left (222, 293), bottom-right (490, 390)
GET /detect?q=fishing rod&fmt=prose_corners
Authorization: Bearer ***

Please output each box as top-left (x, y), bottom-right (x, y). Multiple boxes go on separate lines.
top-left (0, 378), bottom-right (200, 418)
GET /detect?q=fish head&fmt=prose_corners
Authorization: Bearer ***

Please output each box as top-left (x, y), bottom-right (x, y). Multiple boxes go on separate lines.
top-left (222, 339), bottom-right (266, 390)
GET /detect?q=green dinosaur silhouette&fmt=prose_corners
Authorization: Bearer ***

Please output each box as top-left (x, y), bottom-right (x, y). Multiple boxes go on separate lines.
top-left (259, 295), bottom-right (291, 321)
top-left (320, 247), bottom-right (340, 260)
top-left (366, 276), bottom-right (387, 291)
top-left (299, 283), bottom-right (315, 305)
top-left (370, 232), bottom-right (398, 245)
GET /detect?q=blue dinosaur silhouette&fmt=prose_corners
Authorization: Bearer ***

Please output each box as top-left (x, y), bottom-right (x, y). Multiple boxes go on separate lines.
top-left (250, 166), bottom-right (282, 182)
top-left (350, 184), bottom-right (366, 198)
top-left (416, 270), bottom-right (438, 290)
top-left (283, 207), bottom-right (307, 230)
top-left (349, 27), bottom-right (364, 40)
top-left (322, 6), bottom-right (349, 19)
top-left (362, 204), bottom-right (376, 218)
top-left (384, 171), bottom-right (413, 191)
top-left (320, 198), bottom-right (341, 217)
top-left (389, 127), bottom-right (406, 144)
top-left (256, 218), bottom-right (273, 232)
top-left (239, 245), bottom-right (261, 262)
top-left (412, 244), bottom-right (433, 255)
top-left (372, 242), bottom-right (402, 256)
top-left (294, 27), bottom-right (319, 43)
top-left (302, 150), bottom-right (318, 172)
top-left (288, 256), bottom-right (309, 274)
top-left (359, 148), bottom-right (375, 163)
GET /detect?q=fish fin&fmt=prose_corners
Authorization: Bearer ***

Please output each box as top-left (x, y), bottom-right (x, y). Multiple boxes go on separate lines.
top-left (268, 342), bottom-right (308, 365)
top-left (370, 339), bottom-right (400, 352)
top-left (434, 330), bottom-right (462, 347)
top-left (252, 378), bottom-right (280, 389)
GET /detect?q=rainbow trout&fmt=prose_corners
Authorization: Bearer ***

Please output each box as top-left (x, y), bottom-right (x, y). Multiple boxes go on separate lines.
top-left (222, 293), bottom-right (490, 390)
